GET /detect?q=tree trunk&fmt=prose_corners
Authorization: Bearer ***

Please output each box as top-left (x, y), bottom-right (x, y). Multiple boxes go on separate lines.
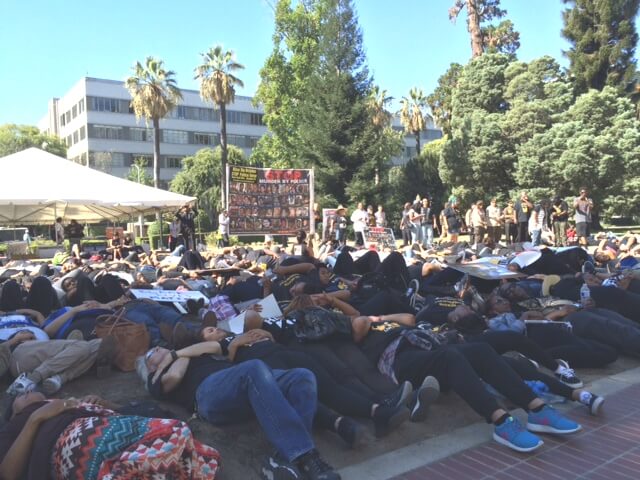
top-left (152, 117), bottom-right (163, 247)
top-left (467, 0), bottom-right (483, 58)
top-left (415, 131), bottom-right (421, 157)
top-left (152, 117), bottom-right (161, 189)
top-left (220, 102), bottom-right (228, 209)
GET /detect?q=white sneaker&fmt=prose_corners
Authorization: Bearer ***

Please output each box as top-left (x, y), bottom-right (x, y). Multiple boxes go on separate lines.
top-left (41, 375), bottom-right (63, 395)
top-left (6, 373), bottom-right (36, 396)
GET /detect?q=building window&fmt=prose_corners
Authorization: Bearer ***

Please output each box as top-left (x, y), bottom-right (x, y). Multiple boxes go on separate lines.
top-left (72, 105), bottom-right (77, 119)
top-left (194, 132), bottom-right (217, 145)
top-left (92, 124), bottom-right (124, 140)
top-left (79, 126), bottom-right (86, 140)
top-left (66, 135), bottom-right (72, 146)
top-left (130, 127), bottom-right (154, 142)
top-left (162, 129), bottom-right (188, 144)
top-left (78, 99), bottom-right (85, 114)
top-left (165, 156), bottom-right (183, 168)
top-left (60, 115), bottom-right (66, 127)
top-left (88, 96), bottom-right (123, 113)
top-left (73, 131), bottom-right (79, 144)
top-left (65, 111), bottom-right (71, 124)
top-left (250, 113), bottom-right (263, 125)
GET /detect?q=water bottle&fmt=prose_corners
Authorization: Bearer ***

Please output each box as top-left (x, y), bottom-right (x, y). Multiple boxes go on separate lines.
top-left (580, 283), bottom-right (591, 307)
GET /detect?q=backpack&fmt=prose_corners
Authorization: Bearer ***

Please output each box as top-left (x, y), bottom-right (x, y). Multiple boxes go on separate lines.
top-left (292, 307), bottom-right (352, 342)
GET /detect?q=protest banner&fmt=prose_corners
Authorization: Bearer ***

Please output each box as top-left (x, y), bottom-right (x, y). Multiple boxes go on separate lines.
top-left (363, 227), bottom-right (396, 250)
top-left (322, 208), bottom-right (337, 242)
top-left (227, 166), bottom-right (314, 235)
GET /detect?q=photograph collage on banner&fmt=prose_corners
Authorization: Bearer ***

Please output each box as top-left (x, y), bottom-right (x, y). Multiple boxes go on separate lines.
top-left (227, 166), bottom-right (314, 235)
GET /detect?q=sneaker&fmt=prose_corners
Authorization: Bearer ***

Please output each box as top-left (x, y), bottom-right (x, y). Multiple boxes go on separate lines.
top-left (296, 450), bottom-right (341, 480)
top-left (579, 393), bottom-right (605, 416)
top-left (335, 416), bottom-right (365, 448)
top-left (406, 278), bottom-right (420, 298)
top-left (372, 404), bottom-right (410, 437)
top-left (380, 381), bottom-right (413, 408)
top-left (555, 359), bottom-right (583, 388)
top-left (261, 453), bottom-right (301, 480)
top-left (41, 375), bottom-right (63, 395)
top-left (493, 416), bottom-right (544, 453)
top-left (408, 376), bottom-right (440, 422)
top-left (517, 353), bottom-right (539, 370)
top-left (527, 405), bottom-right (581, 434)
top-left (201, 310), bottom-right (218, 328)
top-left (6, 373), bottom-right (36, 396)
top-left (582, 260), bottom-right (596, 275)
top-left (66, 329), bottom-right (84, 341)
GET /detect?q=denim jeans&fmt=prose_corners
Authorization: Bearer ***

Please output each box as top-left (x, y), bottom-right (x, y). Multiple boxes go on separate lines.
top-left (124, 302), bottom-right (183, 346)
top-left (531, 228), bottom-right (542, 246)
top-left (195, 359), bottom-right (317, 462)
top-left (410, 225), bottom-right (421, 245)
top-left (420, 225), bottom-right (434, 247)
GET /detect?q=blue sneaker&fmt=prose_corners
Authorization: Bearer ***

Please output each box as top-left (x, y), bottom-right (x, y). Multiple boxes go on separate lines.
top-left (493, 416), bottom-right (543, 453)
top-left (527, 405), bottom-right (581, 434)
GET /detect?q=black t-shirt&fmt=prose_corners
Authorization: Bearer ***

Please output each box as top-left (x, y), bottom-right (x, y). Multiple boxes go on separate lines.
top-left (515, 200), bottom-right (531, 222)
top-left (443, 207), bottom-right (461, 231)
top-left (551, 201), bottom-right (569, 222)
top-left (416, 296), bottom-right (464, 326)
top-left (360, 320), bottom-right (405, 364)
top-left (148, 355), bottom-right (232, 411)
top-left (234, 338), bottom-right (283, 364)
top-left (270, 273), bottom-right (305, 301)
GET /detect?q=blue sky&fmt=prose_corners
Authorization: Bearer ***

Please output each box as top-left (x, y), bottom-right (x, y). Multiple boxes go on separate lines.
top-left (1, 0), bottom-right (638, 125)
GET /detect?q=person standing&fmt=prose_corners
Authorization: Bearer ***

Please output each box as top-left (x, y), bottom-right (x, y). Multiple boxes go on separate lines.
top-left (168, 218), bottom-right (181, 251)
top-left (502, 200), bottom-right (517, 245)
top-left (65, 219), bottom-right (84, 256)
top-left (419, 198), bottom-right (435, 248)
top-left (399, 202), bottom-right (412, 247)
top-left (486, 199), bottom-right (502, 244)
top-left (375, 205), bottom-right (387, 228)
top-left (176, 204), bottom-right (197, 251)
top-left (515, 192), bottom-right (533, 243)
top-left (334, 205), bottom-right (348, 246)
top-left (408, 202), bottom-right (423, 245)
top-left (574, 187), bottom-right (593, 247)
top-left (218, 210), bottom-right (230, 248)
top-left (54, 217), bottom-right (65, 245)
top-left (529, 201), bottom-right (545, 247)
top-left (443, 200), bottom-right (461, 244)
top-left (350, 202), bottom-right (367, 247)
top-left (551, 197), bottom-right (569, 247)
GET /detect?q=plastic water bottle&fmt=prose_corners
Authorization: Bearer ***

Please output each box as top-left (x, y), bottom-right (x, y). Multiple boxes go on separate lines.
top-left (580, 283), bottom-right (591, 307)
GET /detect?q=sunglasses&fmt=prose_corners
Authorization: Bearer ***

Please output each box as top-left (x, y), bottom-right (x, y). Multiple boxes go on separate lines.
top-left (145, 347), bottom-right (159, 361)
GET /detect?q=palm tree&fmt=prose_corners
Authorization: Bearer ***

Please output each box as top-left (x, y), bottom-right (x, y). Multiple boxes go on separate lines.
top-left (400, 87), bottom-right (430, 157)
top-left (125, 57), bottom-right (182, 189)
top-left (195, 45), bottom-right (245, 208)
top-left (368, 86), bottom-right (393, 128)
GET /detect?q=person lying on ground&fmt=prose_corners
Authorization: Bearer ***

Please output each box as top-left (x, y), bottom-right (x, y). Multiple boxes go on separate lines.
top-left (0, 391), bottom-right (220, 480)
top-left (141, 343), bottom-right (341, 480)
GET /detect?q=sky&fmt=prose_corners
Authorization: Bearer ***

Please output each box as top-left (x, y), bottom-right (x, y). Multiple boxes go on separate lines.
top-left (1, 0), bottom-right (638, 125)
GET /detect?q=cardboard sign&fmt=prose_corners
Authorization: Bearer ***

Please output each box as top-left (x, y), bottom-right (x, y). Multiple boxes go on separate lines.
top-left (218, 294), bottom-right (283, 334)
top-left (129, 289), bottom-right (209, 303)
top-left (363, 227), bottom-right (397, 250)
top-left (447, 260), bottom-right (523, 280)
top-left (227, 166), bottom-right (315, 235)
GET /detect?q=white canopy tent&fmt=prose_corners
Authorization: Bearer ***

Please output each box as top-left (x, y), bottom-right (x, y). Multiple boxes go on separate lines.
top-left (0, 148), bottom-right (196, 224)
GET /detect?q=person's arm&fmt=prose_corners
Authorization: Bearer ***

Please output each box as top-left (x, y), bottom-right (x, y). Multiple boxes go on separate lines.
top-left (158, 357), bottom-right (190, 393)
top-left (14, 309), bottom-right (45, 326)
top-left (312, 294), bottom-right (360, 316)
top-left (273, 263), bottom-right (316, 276)
top-left (227, 330), bottom-right (273, 361)
top-left (43, 303), bottom-right (93, 336)
top-left (0, 399), bottom-right (78, 480)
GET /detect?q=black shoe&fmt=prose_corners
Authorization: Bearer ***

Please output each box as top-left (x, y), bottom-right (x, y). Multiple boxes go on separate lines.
top-left (408, 376), bottom-right (440, 422)
top-left (336, 416), bottom-right (365, 448)
top-left (380, 381), bottom-right (413, 408)
top-left (372, 404), bottom-right (410, 438)
top-left (261, 454), bottom-right (302, 480)
top-left (296, 450), bottom-right (341, 480)
top-left (582, 260), bottom-right (596, 275)
top-left (186, 299), bottom-right (199, 314)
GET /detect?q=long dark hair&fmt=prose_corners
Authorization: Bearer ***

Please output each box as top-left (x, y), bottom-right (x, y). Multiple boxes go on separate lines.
top-left (26, 277), bottom-right (60, 317)
top-left (0, 280), bottom-right (25, 312)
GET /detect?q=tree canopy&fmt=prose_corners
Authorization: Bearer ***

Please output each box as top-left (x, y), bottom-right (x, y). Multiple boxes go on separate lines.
top-left (562, 0), bottom-right (639, 93)
top-left (0, 124), bottom-right (67, 158)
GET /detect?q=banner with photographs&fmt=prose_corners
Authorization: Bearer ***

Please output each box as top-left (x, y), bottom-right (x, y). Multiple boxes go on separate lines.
top-left (227, 166), bottom-right (314, 235)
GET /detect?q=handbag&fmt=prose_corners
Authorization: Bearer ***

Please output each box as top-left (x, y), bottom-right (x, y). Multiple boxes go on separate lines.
top-left (95, 308), bottom-right (150, 372)
top-left (292, 307), bottom-right (352, 342)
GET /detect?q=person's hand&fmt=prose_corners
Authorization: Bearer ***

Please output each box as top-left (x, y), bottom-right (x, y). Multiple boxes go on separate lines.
top-left (247, 303), bottom-right (263, 313)
top-left (557, 305), bottom-right (578, 315)
top-left (9, 330), bottom-right (36, 346)
top-left (152, 350), bottom-right (174, 384)
top-left (80, 394), bottom-right (105, 405)
top-left (310, 293), bottom-right (330, 306)
top-left (79, 301), bottom-right (100, 310)
top-left (30, 398), bottom-right (79, 425)
top-left (527, 274), bottom-right (547, 280)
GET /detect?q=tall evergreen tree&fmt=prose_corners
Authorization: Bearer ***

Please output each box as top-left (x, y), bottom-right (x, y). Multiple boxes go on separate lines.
top-left (254, 0), bottom-right (401, 206)
top-left (562, 0), bottom-right (639, 93)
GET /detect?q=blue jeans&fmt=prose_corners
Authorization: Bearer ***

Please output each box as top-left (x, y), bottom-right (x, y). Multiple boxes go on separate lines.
top-left (124, 302), bottom-right (183, 346)
top-left (410, 224), bottom-right (421, 245)
top-left (421, 225), bottom-right (434, 247)
top-left (531, 229), bottom-right (542, 246)
top-left (195, 359), bottom-right (317, 462)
